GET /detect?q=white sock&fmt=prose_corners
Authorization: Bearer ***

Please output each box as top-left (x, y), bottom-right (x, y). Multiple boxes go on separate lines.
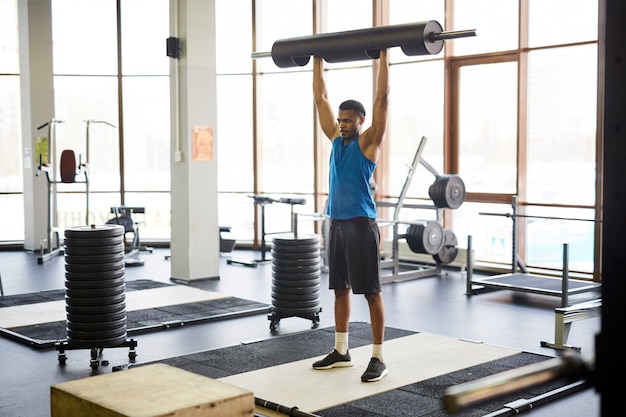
top-left (334, 332), bottom-right (349, 355)
top-left (372, 343), bottom-right (384, 362)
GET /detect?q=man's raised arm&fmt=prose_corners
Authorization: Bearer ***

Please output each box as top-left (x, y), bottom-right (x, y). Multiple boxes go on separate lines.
top-left (313, 57), bottom-right (339, 141)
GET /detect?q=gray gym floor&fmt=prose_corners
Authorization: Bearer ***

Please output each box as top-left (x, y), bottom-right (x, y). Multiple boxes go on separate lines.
top-left (0, 247), bottom-right (600, 417)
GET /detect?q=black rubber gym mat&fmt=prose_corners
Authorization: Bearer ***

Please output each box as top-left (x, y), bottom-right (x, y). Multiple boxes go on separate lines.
top-left (0, 280), bottom-right (270, 349)
top-left (138, 322), bottom-right (576, 417)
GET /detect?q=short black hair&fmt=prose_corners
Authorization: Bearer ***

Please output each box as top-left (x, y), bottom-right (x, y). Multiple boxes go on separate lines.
top-left (339, 100), bottom-right (366, 117)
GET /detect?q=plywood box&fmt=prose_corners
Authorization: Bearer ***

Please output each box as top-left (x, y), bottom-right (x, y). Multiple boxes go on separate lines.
top-left (50, 363), bottom-right (254, 417)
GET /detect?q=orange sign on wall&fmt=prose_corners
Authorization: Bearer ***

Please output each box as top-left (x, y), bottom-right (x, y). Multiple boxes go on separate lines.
top-left (192, 125), bottom-right (214, 162)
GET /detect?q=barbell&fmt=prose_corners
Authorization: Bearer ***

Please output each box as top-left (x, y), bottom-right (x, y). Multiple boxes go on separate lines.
top-left (252, 21), bottom-right (476, 68)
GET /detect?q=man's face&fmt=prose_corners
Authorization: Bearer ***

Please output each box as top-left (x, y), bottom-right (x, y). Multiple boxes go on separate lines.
top-left (337, 109), bottom-right (364, 139)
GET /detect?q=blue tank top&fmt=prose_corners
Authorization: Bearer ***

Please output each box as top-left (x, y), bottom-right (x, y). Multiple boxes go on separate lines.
top-left (327, 136), bottom-right (377, 220)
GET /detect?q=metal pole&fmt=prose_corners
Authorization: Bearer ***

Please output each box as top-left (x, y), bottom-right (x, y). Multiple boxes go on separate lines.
top-left (443, 354), bottom-right (593, 414)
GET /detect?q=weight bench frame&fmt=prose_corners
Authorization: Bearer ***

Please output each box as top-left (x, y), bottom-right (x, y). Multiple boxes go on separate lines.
top-left (540, 298), bottom-right (601, 352)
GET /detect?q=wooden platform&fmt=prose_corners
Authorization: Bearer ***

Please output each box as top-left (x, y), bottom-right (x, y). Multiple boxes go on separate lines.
top-left (51, 363), bottom-right (254, 417)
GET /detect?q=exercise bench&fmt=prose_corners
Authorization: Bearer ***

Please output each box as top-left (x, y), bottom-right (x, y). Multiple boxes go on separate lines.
top-left (227, 195), bottom-right (306, 267)
top-left (540, 298), bottom-right (601, 352)
top-left (106, 206), bottom-right (153, 266)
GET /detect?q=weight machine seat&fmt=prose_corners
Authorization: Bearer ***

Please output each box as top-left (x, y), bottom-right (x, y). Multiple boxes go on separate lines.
top-left (59, 150), bottom-right (77, 183)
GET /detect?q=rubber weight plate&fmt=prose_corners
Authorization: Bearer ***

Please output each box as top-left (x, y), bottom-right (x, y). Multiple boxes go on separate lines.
top-left (64, 242), bottom-right (125, 256)
top-left (65, 269), bottom-right (125, 281)
top-left (271, 305), bottom-right (321, 315)
top-left (406, 221), bottom-right (445, 255)
top-left (272, 276), bottom-right (320, 287)
top-left (65, 292), bottom-right (126, 307)
top-left (66, 309), bottom-right (127, 323)
top-left (66, 300), bottom-right (126, 315)
top-left (271, 256), bottom-right (320, 267)
top-left (271, 291), bottom-right (320, 302)
top-left (65, 284), bottom-right (126, 298)
top-left (272, 283), bottom-right (321, 295)
top-left (272, 233), bottom-right (319, 246)
top-left (65, 259), bottom-right (126, 273)
top-left (64, 236), bottom-right (124, 247)
top-left (429, 174), bottom-right (466, 209)
top-left (65, 276), bottom-right (125, 289)
top-left (433, 229), bottom-right (459, 264)
top-left (271, 247), bottom-right (321, 259)
top-left (67, 317), bottom-right (127, 332)
top-left (67, 333), bottom-right (128, 348)
top-left (65, 252), bottom-right (126, 265)
top-left (272, 264), bottom-right (320, 275)
top-left (64, 224), bottom-right (125, 239)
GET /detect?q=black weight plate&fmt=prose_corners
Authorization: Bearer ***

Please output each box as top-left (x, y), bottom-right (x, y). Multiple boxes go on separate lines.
top-left (66, 309), bottom-right (127, 323)
top-left (64, 243), bottom-right (125, 256)
top-left (64, 224), bottom-right (125, 239)
top-left (271, 243), bottom-right (320, 253)
top-left (67, 326), bottom-right (127, 339)
top-left (67, 317), bottom-right (127, 331)
top-left (271, 257), bottom-right (320, 267)
top-left (271, 305), bottom-right (322, 314)
top-left (271, 298), bottom-right (320, 309)
top-left (65, 284), bottom-right (126, 298)
top-left (433, 230), bottom-right (459, 264)
top-left (67, 333), bottom-right (128, 348)
top-left (65, 259), bottom-right (126, 273)
top-left (65, 276), bottom-right (126, 289)
top-left (64, 236), bottom-right (123, 247)
top-left (66, 301), bottom-right (126, 315)
top-left (65, 292), bottom-right (126, 307)
top-left (270, 248), bottom-right (321, 258)
top-left (271, 284), bottom-right (321, 295)
top-left (272, 234), bottom-right (319, 246)
top-left (406, 224), bottom-right (427, 253)
top-left (64, 252), bottom-right (126, 265)
top-left (272, 274), bottom-right (320, 285)
top-left (66, 269), bottom-right (125, 281)
top-left (272, 264), bottom-right (320, 275)
top-left (429, 174), bottom-right (466, 209)
top-left (271, 291), bottom-right (320, 302)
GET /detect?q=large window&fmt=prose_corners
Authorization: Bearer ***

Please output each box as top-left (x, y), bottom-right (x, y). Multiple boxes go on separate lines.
top-left (0, 0), bottom-right (22, 242)
top-left (2, 1), bottom-right (603, 275)
top-left (50, 0), bottom-right (170, 238)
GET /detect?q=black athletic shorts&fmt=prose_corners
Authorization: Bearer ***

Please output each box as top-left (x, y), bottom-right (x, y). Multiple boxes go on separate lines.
top-left (327, 217), bottom-right (381, 294)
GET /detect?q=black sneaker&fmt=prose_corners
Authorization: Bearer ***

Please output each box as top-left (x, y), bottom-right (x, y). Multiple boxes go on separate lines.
top-left (361, 358), bottom-right (388, 382)
top-left (312, 349), bottom-right (353, 369)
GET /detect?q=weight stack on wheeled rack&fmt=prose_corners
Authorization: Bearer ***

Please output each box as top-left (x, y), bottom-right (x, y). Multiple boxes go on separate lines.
top-left (268, 233), bottom-right (322, 331)
top-left (55, 224), bottom-right (137, 369)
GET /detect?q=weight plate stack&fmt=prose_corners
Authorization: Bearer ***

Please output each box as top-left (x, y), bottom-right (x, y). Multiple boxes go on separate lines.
top-left (64, 224), bottom-right (128, 348)
top-left (270, 233), bottom-right (322, 317)
top-left (405, 221), bottom-right (445, 255)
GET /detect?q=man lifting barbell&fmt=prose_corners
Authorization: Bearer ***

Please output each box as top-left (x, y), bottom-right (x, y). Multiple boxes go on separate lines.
top-left (311, 50), bottom-right (389, 382)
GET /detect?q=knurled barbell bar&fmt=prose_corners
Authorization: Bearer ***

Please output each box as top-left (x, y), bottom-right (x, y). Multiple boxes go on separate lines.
top-left (252, 21), bottom-right (476, 68)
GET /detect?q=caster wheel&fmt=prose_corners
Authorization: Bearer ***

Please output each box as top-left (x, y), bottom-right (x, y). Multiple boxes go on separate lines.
top-left (58, 354), bottom-right (67, 364)
top-left (129, 351), bottom-right (137, 360)
top-left (90, 360), bottom-right (99, 370)
top-left (269, 320), bottom-right (279, 331)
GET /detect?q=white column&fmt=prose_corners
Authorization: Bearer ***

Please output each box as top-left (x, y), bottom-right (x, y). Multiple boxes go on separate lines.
top-left (169, 0), bottom-right (220, 281)
top-left (18, 0), bottom-right (56, 253)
